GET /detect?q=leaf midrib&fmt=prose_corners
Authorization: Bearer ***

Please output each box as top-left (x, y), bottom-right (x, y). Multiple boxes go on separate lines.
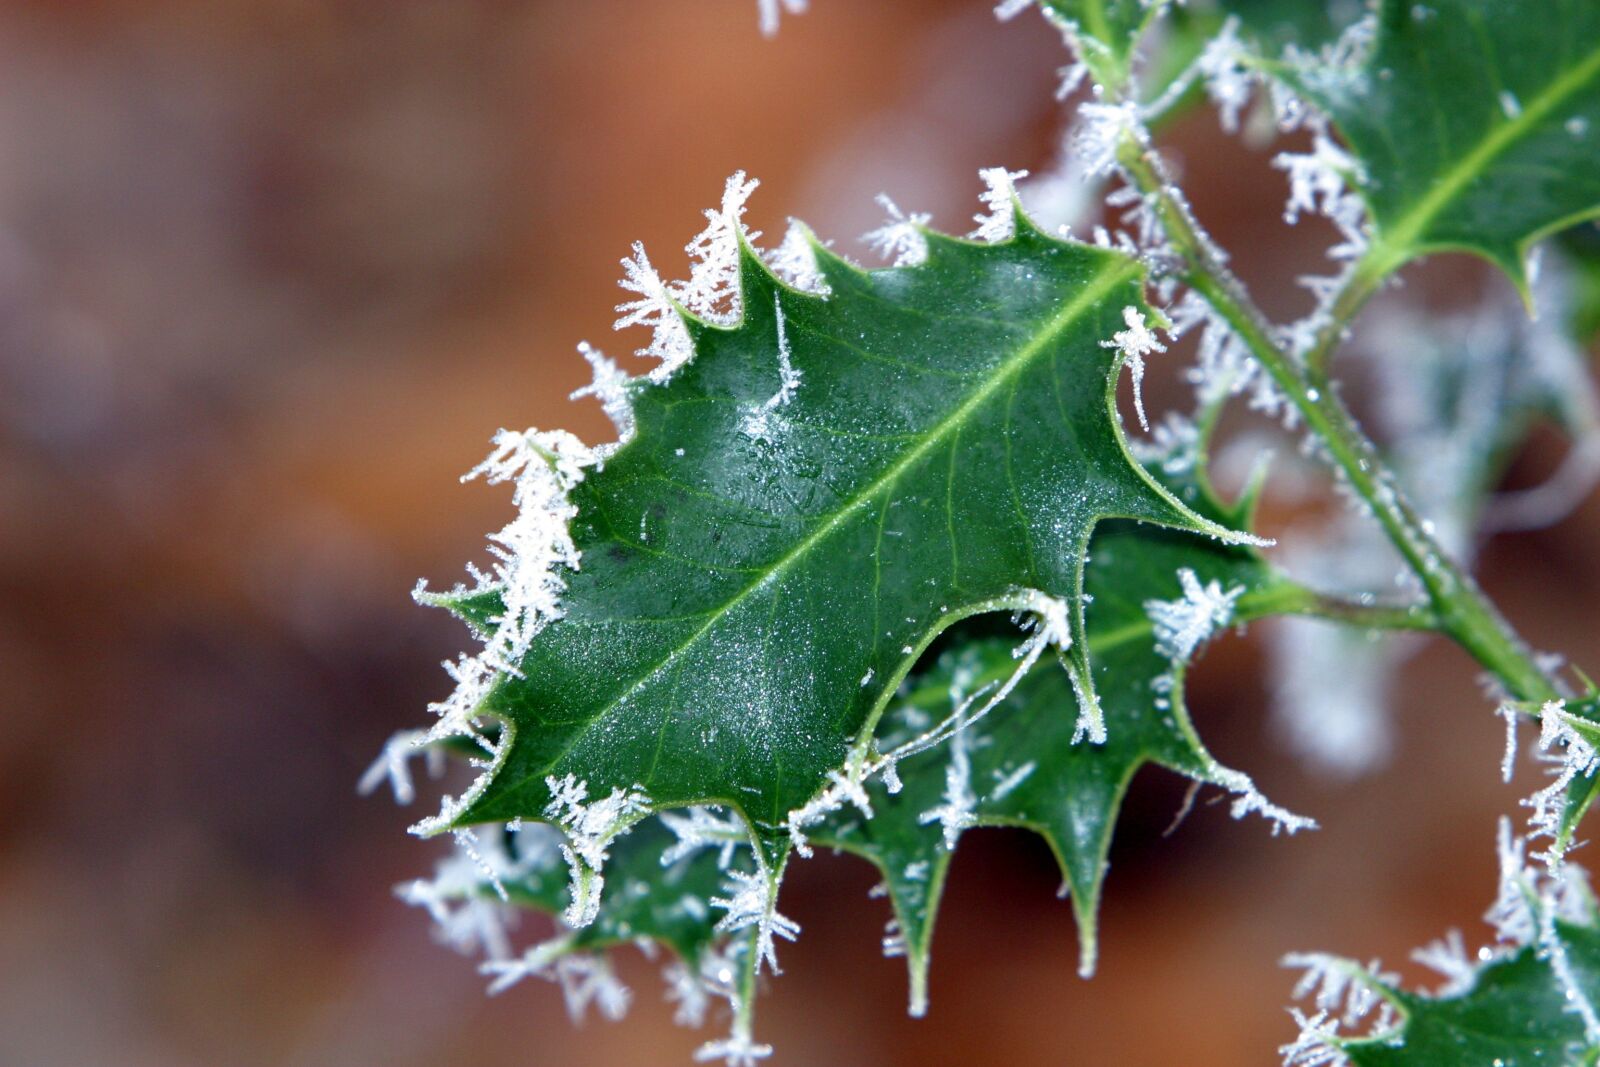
top-left (1371, 35), bottom-right (1600, 262)
top-left (513, 254), bottom-right (1140, 794)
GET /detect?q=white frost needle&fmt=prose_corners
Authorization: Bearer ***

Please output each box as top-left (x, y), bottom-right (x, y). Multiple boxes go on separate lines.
top-left (742, 295), bottom-right (802, 442)
top-left (1100, 305), bottom-right (1167, 431)
top-left (863, 193), bottom-right (930, 267)
top-left (357, 729), bottom-right (445, 805)
top-left (970, 166), bottom-right (1030, 243)
top-left (710, 869), bottom-right (800, 975)
top-left (1145, 567), bottom-right (1243, 663)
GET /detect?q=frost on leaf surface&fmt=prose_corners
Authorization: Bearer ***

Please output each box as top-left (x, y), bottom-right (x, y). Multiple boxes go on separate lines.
top-left (1286, 0), bottom-right (1600, 288)
top-left (812, 460), bottom-right (1308, 1014)
top-left (418, 178), bottom-right (1250, 868)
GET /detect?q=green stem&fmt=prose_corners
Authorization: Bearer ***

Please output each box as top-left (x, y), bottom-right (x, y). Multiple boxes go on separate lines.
top-left (1301, 253), bottom-right (1390, 385)
top-left (1245, 582), bottom-right (1442, 633)
top-left (1116, 139), bottom-right (1562, 704)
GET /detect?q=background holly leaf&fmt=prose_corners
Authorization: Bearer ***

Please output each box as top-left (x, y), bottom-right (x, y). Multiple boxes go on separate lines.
top-left (1288, 0), bottom-right (1600, 291)
top-left (447, 216), bottom-right (1246, 865)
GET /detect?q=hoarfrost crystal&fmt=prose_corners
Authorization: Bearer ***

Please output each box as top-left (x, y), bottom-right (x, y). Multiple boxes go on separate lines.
top-left (357, 729), bottom-right (445, 805)
top-left (572, 341), bottom-right (636, 446)
top-left (970, 167), bottom-right (1029, 243)
top-left (919, 728), bottom-right (978, 850)
top-left (544, 774), bottom-right (652, 927)
top-left (660, 806), bottom-right (746, 869)
top-left (742, 295), bottom-right (802, 442)
top-left (766, 220), bottom-right (831, 294)
top-left (1145, 567), bottom-right (1243, 663)
top-left (863, 194), bottom-right (931, 267)
top-left (1100, 305), bottom-right (1166, 430)
top-left (710, 869), bottom-right (800, 975)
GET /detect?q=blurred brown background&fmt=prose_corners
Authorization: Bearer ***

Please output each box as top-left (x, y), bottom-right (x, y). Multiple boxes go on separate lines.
top-left (2, 2), bottom-right (1597, 1065)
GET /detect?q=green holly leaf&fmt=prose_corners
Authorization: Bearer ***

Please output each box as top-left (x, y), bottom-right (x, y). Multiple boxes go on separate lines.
top-left (1326, 920), bottom-right (1600, 1066)
top-left (813, 463), bottom-right (1312, 1014)
top-left (1288, 0), bottom-right (1600, 293)
top-left (431, 209), bottom-right (1248, 870)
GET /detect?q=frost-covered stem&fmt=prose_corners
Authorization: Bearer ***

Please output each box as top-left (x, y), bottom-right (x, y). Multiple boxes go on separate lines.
top-left (1114, 140), bottom-right (1561, 704)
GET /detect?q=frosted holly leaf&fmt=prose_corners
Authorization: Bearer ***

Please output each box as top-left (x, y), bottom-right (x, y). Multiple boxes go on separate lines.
top-left (1284, 0), bottom-right (1600, 294)
top-left (1281, 823), bottom-right (1600, 1066)
top-left (1285, 917), bottom-right (1600, 1066)
top-left (812, 464), bottom-right (1311, 1015)
top-left (423, 190), bottom-right (1252, 869)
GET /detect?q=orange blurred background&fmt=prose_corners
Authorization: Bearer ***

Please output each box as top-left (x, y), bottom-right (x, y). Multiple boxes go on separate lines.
top-left (2, 2), bottom-right (1597, 1065)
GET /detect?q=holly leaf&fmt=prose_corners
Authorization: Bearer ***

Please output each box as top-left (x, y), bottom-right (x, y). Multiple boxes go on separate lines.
top-left (1333, 921), bottom-right (1600, 1066)
top-left (1288, 0), bottom-right (1600, 293)
top-left (433, 211), bottom-right (1247, 867)
top-left (813, 462), bottom-right (1310, 1014)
